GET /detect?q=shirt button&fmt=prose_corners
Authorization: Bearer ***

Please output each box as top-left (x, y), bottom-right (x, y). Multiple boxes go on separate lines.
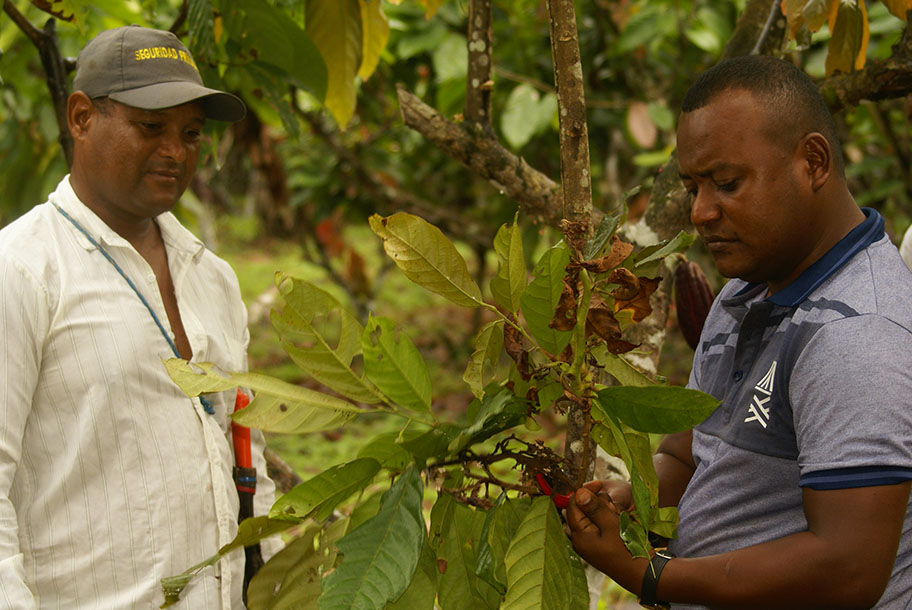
top-left (733, 370), bottom-right (743, 381)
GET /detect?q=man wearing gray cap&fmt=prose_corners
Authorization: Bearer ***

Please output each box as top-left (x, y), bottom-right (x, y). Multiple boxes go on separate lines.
top-left (0, 25), bottom-right (276, 608)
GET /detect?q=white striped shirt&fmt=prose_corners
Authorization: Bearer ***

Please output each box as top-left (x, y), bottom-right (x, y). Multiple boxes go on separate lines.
top-left (0, 177), bottom-right (276, 608)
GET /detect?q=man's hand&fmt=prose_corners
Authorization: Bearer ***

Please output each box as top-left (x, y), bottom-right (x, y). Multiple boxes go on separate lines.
top-left (566, 487), bottom-right (646, 593)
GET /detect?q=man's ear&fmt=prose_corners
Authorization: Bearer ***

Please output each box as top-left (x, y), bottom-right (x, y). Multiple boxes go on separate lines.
top-left (801, 132), bottom-right (832, 192)
top-left (67, 91), bottom-right (94, 139)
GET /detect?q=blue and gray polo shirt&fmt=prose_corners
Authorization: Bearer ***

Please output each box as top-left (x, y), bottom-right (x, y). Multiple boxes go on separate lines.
top-left (668, 209), bottom-right (912, 609)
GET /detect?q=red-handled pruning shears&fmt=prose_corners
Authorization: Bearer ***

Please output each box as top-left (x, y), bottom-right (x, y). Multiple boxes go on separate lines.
top-left (534, 472), bottom-right (573, 509)
top-left (232, 388), bottom-right (263, 601)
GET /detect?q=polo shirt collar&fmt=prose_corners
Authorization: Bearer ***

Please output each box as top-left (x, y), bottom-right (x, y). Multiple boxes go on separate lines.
top-left (733, 207), bottom-right (884, 307)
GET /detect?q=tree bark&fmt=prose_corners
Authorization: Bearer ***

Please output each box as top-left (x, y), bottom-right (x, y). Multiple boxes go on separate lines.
top-left (4, 2), bottom-right (74, 166)
top-left (465, 0), bottom-right (493, 130)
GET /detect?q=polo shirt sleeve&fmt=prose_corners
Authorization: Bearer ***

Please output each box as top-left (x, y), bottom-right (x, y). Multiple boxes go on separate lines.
top-left (790, 314), bottom-right (912, 490)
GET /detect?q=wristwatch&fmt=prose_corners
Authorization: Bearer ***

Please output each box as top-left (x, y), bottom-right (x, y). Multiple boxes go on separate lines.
top-left (638, 549), bottom-right (675, 609)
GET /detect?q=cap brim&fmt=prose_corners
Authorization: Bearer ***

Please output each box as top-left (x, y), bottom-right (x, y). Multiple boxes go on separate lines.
top-left (109, 81), bottom-right (246, 122)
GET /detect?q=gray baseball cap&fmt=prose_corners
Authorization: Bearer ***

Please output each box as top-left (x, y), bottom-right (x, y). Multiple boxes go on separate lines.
top-left (73, 25), bottom-right (245, 122)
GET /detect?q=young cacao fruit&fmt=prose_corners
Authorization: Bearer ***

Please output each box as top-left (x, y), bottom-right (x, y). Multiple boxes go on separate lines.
top-left (674, 259), bottom-right (715, 350)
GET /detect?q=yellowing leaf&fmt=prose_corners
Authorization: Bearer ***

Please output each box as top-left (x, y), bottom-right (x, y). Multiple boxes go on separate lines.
top-left (369, 212), bottom-right (483, 308)
top-left (307, 0), bottom-right (362, 127)
top-left (419, 0), bottom-right (445, 19)
top-left (825, 0), bottom-right (869, 75)
top-left (359, 0), bottom-right (390, 80)
top-left (463, 320), bottom-right (505, 399)
top-left (881, 0), bottom-right (912, 21)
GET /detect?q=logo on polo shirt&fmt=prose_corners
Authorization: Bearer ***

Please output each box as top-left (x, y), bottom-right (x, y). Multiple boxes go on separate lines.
top-left (744, 361), bottom-right (777, 428)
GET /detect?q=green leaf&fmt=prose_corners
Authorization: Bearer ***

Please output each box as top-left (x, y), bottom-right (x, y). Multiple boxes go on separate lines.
top-left (633, 230), bottom-right (695, 268)
top-left (826, 0), bottom-right (869, 75)
top-left (362, 315), bottom-right (432, 411)
top-left (319, 465), bottom-right (427, 610)
top-left (463, 320), bottom-right (505, 399)
top-left (476, 496), bottom-right (533, 593)
top-left (448, 386), bottom-right (526, 454)
top-left (163, 360), bottom-right (363, 434)
top-left (502, 496), bottom-right (588, 610)
top-left (437, 503), bottom-right (501, 610)
top-left (247, 519), bottom-right (347, 610)
top-left (226, 0), bottom-right (327, 101)
top-left (357, 429), bottom-right (422, 471)
top-left (585, 213), bottom-right (622, 260)
top-left (358, 0), bottom-right (389, 80)
top-left (386, 539), bottom-right (438, 610)
top-left (269, 458), bottom-right (381, 521)
top-left (619, 511), bottom-right (651, 559)
top-left (273, 273), bottom-right (382, 404)
top-left (490, 215), bottom-right (527, 314)
top-left (520, 243), bottom-right (572, 355)
top-left (370, 212), bottom-right (483, 308)
top-left (307, 0), bottom-right (362, 126)
top-left (595, 386), bottom-right (719, 434)
top-left (401, 423), bottom-right (464, 462)
top-left (501, 84), bottom-right (558, 149)
top-left (590, 346), bottom-right (656, 387)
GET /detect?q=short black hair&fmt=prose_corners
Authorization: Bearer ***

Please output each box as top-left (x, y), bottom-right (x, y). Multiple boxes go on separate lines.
top-left (681, 55), bottom-right (845, 175)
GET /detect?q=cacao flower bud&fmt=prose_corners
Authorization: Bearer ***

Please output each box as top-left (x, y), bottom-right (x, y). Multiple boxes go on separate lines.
top-left (674, 259), bottom-right (715, 350)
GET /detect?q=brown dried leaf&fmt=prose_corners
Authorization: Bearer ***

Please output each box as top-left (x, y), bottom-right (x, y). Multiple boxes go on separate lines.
top-left (613, 276), bottom-right (660, 322)
top-left (549, 280), bottom-right (578, 331)
top-left (503, 315), bottom-right (532, 380)
top-left (607, 268), bottom-right (640, 300)
top-left (577, 235), bottom-right (635, 273)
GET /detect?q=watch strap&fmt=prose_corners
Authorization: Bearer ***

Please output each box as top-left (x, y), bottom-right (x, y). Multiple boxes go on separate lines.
top-left (639, 550), bottom-right (674, 609)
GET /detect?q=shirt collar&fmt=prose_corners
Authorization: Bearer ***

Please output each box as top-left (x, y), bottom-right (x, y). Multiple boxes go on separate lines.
top-left (53, 175), bottom-right (205, 261)
top-left (732, 207), bottom-right (884, 307)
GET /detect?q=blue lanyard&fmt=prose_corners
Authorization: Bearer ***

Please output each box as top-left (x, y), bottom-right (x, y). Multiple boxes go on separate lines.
top-left (54, 203), bottom-right (214, 415)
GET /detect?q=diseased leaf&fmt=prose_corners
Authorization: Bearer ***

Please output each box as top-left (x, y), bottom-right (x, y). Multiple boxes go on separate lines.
top-left (826, 0), bottom-right (869, 75)
top-left (520, 243), bottom-right (573, 355)
top-left (233, 393), bottom-right (356, 434)
top-left (362, 315), bottom-right (432, 411)
top-left (163, 360), bottom-right (363, 434)
top-left (269, 458), bottom-right (381, 521)
top-left (490, 215), bottom-right (527, 313)
top-left (502, 496), bottom-right (588, 610)
top-left (595, 385), bottom-right (719, 434)
top-left (318, 466), bottom-right (426, 610)
top-left (370, 213), bottom-right (483, 308)
top-left (359, 0), bottom-right (389, 79)
top-left (464, 320), bottom-right (505, 399)
top-left (613, 276), bottom-right (660, 323)
top-left (307, 0), bottom-right (362, 126)
top-left (578, 235), bottom-right (635, 273)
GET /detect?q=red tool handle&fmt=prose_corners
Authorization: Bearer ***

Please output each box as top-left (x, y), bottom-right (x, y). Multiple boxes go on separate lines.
top-left (232, 388), bottom-right (252, 469)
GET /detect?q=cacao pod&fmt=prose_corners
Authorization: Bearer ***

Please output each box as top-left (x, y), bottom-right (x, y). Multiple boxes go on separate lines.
top-left (674, 259), bottom-right (715, 350)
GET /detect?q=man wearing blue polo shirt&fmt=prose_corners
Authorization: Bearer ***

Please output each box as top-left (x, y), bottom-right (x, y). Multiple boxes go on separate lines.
top-left (567, 55), bottom-right (912, 609)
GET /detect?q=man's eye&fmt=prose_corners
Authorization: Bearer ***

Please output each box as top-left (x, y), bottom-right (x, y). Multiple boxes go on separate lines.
top-left (185, 130), bottom-right (202, 141)
top-left (141, 122), bottom-right (163, 131)
top-left (716, 180), bottom-right (738, 192)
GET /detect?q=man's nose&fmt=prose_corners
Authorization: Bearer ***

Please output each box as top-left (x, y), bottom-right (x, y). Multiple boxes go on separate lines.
top-left (690, 188), bottom-right (721, 228)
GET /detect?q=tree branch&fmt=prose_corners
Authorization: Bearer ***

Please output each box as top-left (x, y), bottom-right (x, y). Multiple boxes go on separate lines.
top-left (547, 0), bottom-right (593, 257)
top-left (820, 14), bottom-right (912, 113)
top-left (396, 84), bottom-right (565, 229)
top-left (4, 2), bottom-right (73, 166)
top-left (465, 0), bottom-right (493, 129)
